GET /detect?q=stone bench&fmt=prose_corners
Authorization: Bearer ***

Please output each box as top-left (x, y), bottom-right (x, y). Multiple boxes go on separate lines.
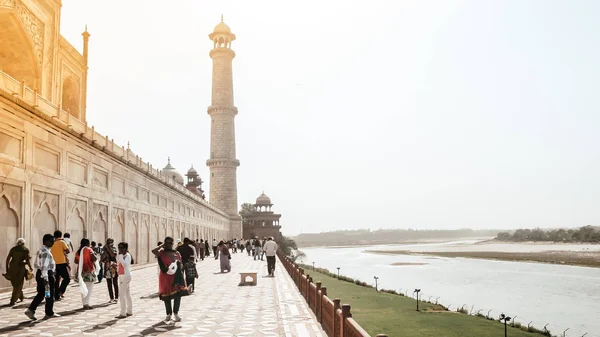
top-left (239, 271), bottom-right (258, 286)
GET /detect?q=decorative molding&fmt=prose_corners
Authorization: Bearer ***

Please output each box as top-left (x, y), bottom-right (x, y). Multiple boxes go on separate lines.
top-left (93, 203), bottom-right (107, 224)
top-left (58, 35), bottom-right (84, 66)
top-left (1, 0), bottom-right (45, 67)
top-left (0, 183), bottom-right (21, 220)
top-left (207, 106), bottom-right (238, 115)
top-left (33, 190), bottom-right (59, 217)
top-left (206, 158), bottom-right (240, 168)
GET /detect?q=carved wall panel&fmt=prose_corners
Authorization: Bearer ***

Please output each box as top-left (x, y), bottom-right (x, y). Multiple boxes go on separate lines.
top-left (93, 168), bottom-right (108, 189)
top-left (112, 208), bottom-right (124, 242)
top-left (112, 177), bottom-right (124, 195)
top-left (128, 211), bottom-right (138, 262)
top-left (0, 194), bottom-right (19, 289)
top-left (161, 218), bottom-right (167, 240)
top-left (31, 191), bottom-right (58, 254)
top-left (140, 215), bottom-right (149, 263)
top-left (67, 157), bottom-right (86, 184)
top-left (127, 184), bottom-right (138, 199)
top-left (92, 203), bottom-right (108, 244)
top-left (33, 143), bottom-right (60, 173)
top-left (66, 198), bottom-right (85, 263)
top-left (0, 129), bottom-right (22, 160)
top-left (0, 0), bottom-right (45, 67)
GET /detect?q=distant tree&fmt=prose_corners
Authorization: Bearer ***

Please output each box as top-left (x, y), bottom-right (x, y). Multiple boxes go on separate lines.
top-left (239, 203), bottom-right (256, 225)
top-left (279, 235), bottom-right (306, 261)
top-left (495, 226), bottom-right (600, 243)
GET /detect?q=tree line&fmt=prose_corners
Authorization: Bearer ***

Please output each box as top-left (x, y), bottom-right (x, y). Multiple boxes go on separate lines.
top-left (496, 225), bottom-right (600, 243)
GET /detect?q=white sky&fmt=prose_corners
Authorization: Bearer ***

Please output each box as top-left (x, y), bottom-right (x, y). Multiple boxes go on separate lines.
top-left (59, 0), bottom-right (600, 235)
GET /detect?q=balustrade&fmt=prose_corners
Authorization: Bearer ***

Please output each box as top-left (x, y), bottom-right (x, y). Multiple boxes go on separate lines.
top-left (276, 251), bottom-right (384, 337)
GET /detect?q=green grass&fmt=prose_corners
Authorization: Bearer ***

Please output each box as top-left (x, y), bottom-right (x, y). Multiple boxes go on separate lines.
top-left (301, 267), bottom-right (551, 337)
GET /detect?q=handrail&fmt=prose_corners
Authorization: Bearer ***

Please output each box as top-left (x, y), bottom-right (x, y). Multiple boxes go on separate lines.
top-left (277, 251), bottom-right (388, 337)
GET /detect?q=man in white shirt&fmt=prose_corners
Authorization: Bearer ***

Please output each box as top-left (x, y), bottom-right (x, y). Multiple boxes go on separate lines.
top-left (25, 234), bottom-right (59, 320)
top-left (263, 237), bottom-right (278, 277)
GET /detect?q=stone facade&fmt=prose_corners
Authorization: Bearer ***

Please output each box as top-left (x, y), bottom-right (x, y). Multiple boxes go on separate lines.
top-left (0, 2), bottom-right (239, 292)
top-left (206, 18), bottom-right (242, 238)
top-left (0, 0), bottom-right (88, 122)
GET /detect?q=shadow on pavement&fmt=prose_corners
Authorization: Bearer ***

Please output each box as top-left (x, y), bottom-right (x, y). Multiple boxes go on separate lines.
top-left (0, 320), bottom-right (38, 334)
top-left (82, 319), bottom-right (118, 332)
top-left (136, 321), bottom-right (181, 336)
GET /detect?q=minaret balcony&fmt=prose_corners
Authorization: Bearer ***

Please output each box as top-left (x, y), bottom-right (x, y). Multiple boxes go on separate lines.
top-left (207, 106), bottom-right (238, 115)
top-left (206, 158), bottom-right (240, 168)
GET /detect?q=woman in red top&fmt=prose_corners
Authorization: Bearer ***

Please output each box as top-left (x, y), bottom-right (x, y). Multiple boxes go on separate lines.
top-left (74, 238), bottom-right (97, 309)
top-left (151, 237), bottom-right (187, 323)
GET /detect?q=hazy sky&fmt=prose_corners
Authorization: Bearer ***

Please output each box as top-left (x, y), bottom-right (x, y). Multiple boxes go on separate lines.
top-left (59, 0), bottom-right (600, 235)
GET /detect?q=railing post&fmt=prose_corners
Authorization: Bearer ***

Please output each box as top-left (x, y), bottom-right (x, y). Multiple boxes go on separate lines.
top-left (319, 286), bottom-right (327, 325)
top-left (305, 275), bottom-right (311, 301)
top-left (333, 299), bottom-right (341, 337)
top-left (316, 282), bottom-right (322, 318)
top-left (33, 89), bottom-right (38, 107)
top-left (341, 304), bottom-right (352, 337)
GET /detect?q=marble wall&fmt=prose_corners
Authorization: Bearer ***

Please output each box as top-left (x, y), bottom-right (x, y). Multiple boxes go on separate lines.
top-left (0, 93), bottom-right (231, 292)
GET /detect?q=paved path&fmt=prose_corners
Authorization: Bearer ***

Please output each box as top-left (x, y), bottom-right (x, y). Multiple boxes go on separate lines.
top-left (0, 254), bottom-right (325, 337)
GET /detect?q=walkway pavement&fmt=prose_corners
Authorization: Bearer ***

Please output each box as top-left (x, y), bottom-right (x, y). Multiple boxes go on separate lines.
top-left (0, 253), bottom-right (325, 337)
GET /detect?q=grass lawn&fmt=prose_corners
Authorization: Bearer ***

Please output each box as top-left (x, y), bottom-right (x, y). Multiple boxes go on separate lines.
top-left (303, 268), bottom-right (545, 337)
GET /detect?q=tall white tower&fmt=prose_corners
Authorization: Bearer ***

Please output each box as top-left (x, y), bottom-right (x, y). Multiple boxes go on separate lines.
top-left (206, 16), bottom-right (241, 237)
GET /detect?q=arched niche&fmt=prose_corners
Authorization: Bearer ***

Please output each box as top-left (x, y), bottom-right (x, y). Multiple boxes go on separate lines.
top-left (128, 217), bottom-right (138, 264)
top-left (32, 202), bottom-right (58, 254)
top-left (61, 76), bottom-right (80, 119)
top-left (92, 212), bottom-right (107, 246)
top-left (139, 220), bottom-right (149, 264)
top-left (66, 207), bottom-right (86, 264)
top-left (0, 195), bottom-right (19, 289)
top-left (0, 11), bottom-right (40, 90)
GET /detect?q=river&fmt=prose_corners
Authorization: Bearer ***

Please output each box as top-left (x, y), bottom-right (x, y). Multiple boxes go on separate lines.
top-left (299, 241), bottom-right (600, 336)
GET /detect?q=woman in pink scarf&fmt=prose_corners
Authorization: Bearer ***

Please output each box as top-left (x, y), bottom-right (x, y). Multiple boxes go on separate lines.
top-left (74, 238), bottom-right (97, 309)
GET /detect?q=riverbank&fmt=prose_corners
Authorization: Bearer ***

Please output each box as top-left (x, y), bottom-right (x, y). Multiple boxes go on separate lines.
top-left (302, 266), bottom-right (550, 337)
top-left (296, 237), bottom-right (492, 248)
top-left (367, 250), bottom-right (600, 268)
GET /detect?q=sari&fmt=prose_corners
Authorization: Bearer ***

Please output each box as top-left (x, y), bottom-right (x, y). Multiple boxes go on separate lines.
top-left (157, 250), bottom-right (188, 301)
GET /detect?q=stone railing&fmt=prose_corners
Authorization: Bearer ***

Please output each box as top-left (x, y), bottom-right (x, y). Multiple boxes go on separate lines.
top-left (277, 251), bottom-right (388, 337)
top-left (0, 69), bottom-right (226, 217)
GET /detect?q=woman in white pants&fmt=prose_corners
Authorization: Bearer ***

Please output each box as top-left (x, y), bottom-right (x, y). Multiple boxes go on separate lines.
top-left (74, 238), bottom-right (97, 310)
top-left (115, 242), bottom-right (133, 318)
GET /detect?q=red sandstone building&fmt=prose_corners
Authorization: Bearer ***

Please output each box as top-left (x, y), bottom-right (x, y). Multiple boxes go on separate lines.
top-left (243, 193), bottom-right (282, 240)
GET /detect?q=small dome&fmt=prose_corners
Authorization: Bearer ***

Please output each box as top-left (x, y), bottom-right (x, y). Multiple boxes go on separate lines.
top-left (162, 158), bottom-right (184, 184)
top-left (256, 192), bottom-right (272, 205)
top-left (213, 21), bottom-right (231, 34)
top-left (187, 166), bottom-right (198, 176)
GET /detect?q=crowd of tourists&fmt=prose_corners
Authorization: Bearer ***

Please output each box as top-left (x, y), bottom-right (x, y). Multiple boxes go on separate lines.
top-left (2, 232), bottom-right (278, 323)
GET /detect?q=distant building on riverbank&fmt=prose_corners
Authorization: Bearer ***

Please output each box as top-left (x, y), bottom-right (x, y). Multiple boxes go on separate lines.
top-left (243, 192), bottom-right (282, 240)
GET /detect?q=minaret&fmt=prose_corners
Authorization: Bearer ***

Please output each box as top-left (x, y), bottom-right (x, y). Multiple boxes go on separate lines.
top-left (81, 25), bottom-right (90, 123)
top-left (206, 16), bottom-right (241, 236)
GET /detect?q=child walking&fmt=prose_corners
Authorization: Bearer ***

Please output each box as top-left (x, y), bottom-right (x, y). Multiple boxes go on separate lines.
top-left (184, 256), bottom-right (198, 294)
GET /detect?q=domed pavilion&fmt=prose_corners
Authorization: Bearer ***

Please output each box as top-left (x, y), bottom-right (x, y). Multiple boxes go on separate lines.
top-left (243, 192), bottom-right (282, 240)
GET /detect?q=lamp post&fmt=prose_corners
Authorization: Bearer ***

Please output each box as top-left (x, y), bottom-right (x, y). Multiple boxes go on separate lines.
top-left (336, 267), bottom-right (340, 279)
top-left (499, 314), bottom-right (511, 337)
top-left (374, 276), bottom-right (379, 291)
top-left (414, 289), bottom-right (421, 311)
top-left (312, 262), bottom-right (315, 270)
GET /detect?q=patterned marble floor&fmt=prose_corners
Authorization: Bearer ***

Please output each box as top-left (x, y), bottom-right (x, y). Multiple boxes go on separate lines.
top-left (0, 254), bottom-right (325, 337)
